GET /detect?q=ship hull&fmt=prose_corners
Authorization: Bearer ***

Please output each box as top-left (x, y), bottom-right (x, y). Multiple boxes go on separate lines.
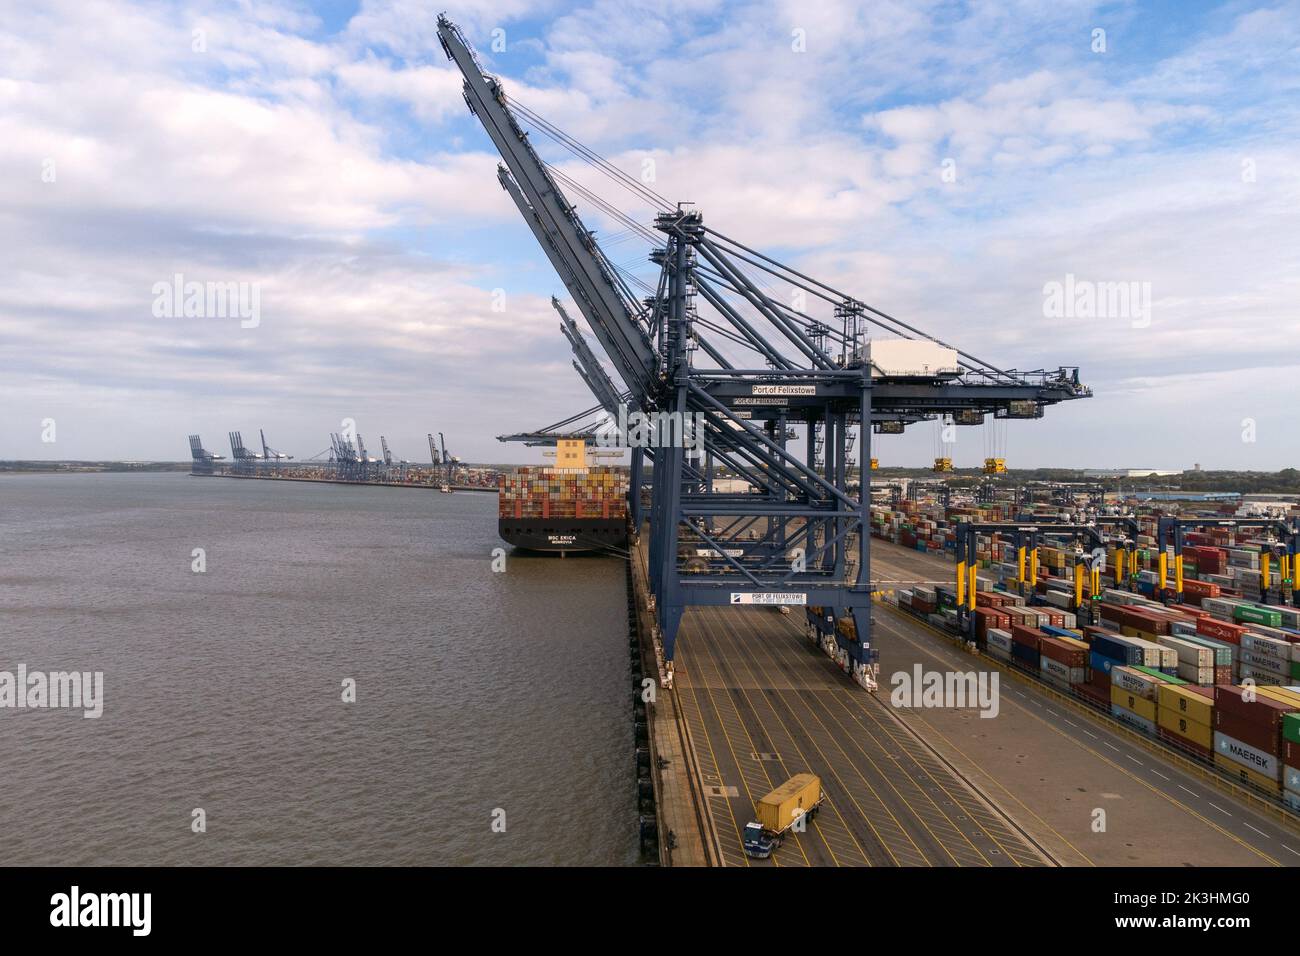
top-left (498, 517), bottom-right (627, 554)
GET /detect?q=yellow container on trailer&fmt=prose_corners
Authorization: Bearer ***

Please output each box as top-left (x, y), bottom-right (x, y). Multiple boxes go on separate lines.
top-left (756, 774), bottom-right (822, 833)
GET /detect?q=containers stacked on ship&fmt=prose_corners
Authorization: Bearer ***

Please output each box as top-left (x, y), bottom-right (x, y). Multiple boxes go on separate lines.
top-left (497, 441), bottom-right (629, 554)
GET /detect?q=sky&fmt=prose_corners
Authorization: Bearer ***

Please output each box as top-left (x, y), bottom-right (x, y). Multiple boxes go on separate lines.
top-left (1, 0), bottom-right (1298, 468)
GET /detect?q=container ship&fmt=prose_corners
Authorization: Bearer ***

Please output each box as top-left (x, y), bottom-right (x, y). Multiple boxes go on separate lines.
top-left (498, 440), bottom-right (629, 554)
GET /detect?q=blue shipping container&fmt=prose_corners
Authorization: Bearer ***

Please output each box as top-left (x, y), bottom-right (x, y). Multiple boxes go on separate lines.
top-left (1089, 650), bottom-right (1119, 675)
top-left (1041, 624), bottom-right (1078, 640)
top-left (1012, 641), bottom-right (1039, 666)
top-left (1092, 633), bottom-right (1141, 665)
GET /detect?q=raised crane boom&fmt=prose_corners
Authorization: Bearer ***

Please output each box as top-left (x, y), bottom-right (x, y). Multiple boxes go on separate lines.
top-left (555, 297), bottom-right (624, 416)
top-left (437, 16), bottom-right (657, 400)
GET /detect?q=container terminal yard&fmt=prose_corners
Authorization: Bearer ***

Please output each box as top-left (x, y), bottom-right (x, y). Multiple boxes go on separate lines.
top-left (182, 17), bottom-right (1300, 870)
top-left (426, 17), bottom-right (1300, 869)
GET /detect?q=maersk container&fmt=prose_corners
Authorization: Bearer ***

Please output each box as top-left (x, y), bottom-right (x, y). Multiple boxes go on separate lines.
top-left (1214, 731), bottom-right (1281, 780)
top-left (1111, 666), bottom-right (1163, 701)
top-left (1240, 632), bottom-right (1291, 663)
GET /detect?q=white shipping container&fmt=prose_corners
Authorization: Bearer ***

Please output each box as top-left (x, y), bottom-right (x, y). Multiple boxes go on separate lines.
top-left (1214, 731), bottom-right (1280, 780)
top-left (1175, 662), bottom-right (1215, 685)
top-left (864, 340), bottom-right (960, 378)
top-left (1240, 633), bottom-right (1290, 662)
top-left (1157, 635), bottom-right (1213, 669)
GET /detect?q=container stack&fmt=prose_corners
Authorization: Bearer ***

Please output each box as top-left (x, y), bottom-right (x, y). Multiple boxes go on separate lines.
top-left (1212, 686), bottom-right (1297, 793)
top-left (1285, 714), bottom-right (1300, 812)
top-left (498, 465), bottom-right (629, 520)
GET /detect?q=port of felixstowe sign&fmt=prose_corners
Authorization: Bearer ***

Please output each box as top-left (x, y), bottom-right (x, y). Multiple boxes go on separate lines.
top-left (731, 593), bottom-right (807, 605)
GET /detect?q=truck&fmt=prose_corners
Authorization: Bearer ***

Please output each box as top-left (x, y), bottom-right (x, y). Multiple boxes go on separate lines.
top-left (742, 773), bottom-right (825, 858)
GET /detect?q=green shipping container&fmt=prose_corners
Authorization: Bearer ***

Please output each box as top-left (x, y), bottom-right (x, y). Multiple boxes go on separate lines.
top-left (1234, 606), bottom-right (1283, 628)
top-left (1285, 713), bottom-right (1300, 747)
top-left (1292, 660), bottom-right (1300, 681)
top-left (1134, 664), bottom-right (1186, 685)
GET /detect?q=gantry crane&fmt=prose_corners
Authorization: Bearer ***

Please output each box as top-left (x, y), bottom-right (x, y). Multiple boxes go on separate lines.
top-left (187, 435), bottom-right (223, 474)
top-left (438, 16), bottom-right (1091, 684)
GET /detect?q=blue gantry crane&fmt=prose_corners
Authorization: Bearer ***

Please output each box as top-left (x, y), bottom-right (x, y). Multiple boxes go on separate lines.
top-left (438, 15), bottom-right (1091, 685)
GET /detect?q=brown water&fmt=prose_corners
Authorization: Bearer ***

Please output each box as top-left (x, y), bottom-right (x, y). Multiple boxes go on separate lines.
top-left (0, 472), bottom-right (637, 865)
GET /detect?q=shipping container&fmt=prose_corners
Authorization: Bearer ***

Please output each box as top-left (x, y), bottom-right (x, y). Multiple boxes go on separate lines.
top-left (1112, 703), bottom-right (1157, 734)
top-left (1157, 683), bottom-right (1214, 727)
top-left (755, 774), bottom-right (823, 834)
top-left (1214, 730), bottom-right (1282, 780)
top-left (1111, 684), bottom-right (1158, 723)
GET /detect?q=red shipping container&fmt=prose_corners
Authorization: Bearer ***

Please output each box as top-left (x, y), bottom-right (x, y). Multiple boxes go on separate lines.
top-left (973, 606), bottom-right (1009, 640)
top-left (1183, 579), bottom-right (1221, 601)
top-left (1077, 682), bottom-right (1110, 707)
top-left (1107, 605), bottom-right (1171, 636)
top-left (1198, 618), bottom-right (1246, 644)
top-left (1213, 685), bottom-right (1294, 733)
top-left (1214, 709), bottom-right (1280, 755)
top-left (1214, 665), bottom-right (1233, 685)
top-left (1284, 738), bottom-right (1300, 768)
top-left (1040, 636), bottom-right (1087, 668)
top-left (1010, 624), bottom-right (1045, 648)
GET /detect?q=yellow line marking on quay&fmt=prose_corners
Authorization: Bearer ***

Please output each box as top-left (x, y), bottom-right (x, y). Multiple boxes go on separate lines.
top-left (734, 611), bottom-right (971, 866)
top-left (769, 613), bottom-right (1049, 867)
top-left (680, 626), bottom-right (812, 866)
top-left (707, 608), bottom-right (868, 868)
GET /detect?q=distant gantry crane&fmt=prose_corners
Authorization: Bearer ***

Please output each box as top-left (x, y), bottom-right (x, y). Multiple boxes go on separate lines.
top-left (442, 14), bottom-right (1093, 686)
top-left (187, 434), bottom-right (223, 475)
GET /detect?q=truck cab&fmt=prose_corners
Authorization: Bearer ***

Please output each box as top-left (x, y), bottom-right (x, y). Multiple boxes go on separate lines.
top-left (742, 821), bottom-right (777, 858)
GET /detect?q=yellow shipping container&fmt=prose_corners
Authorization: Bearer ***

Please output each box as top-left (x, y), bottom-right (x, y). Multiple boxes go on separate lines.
top-left (756, 774), bottom-right (822, 833)
top-left (1256, 687), bottom-right (1300, 710)
top-left (1157, 684), bottom-right (1214, 728)
top-left (1111, 685), bottom-right (1157, 723)
top-left (1214, 755), bottom-right (1282, 794)
top-left (1156, 707), bottom-right (1213, 749)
